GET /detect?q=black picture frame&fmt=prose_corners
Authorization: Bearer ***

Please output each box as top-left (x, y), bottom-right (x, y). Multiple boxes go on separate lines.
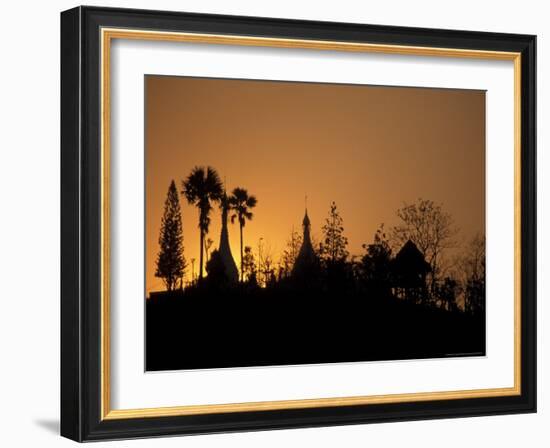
top-left (61, 5), bottom-right (536, 442)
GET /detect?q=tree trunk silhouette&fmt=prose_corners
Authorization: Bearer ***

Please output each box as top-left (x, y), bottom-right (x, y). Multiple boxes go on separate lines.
top-left (228, 187), bottom-right (257, 281)
top-left (199, 229), bottom-right (204, 279)
top-left (239, 224), bottom-right (244, 281)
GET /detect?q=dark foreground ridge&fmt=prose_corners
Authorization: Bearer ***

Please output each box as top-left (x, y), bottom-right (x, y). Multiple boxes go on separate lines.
top-left (146, 285), bottom-right (485, 371)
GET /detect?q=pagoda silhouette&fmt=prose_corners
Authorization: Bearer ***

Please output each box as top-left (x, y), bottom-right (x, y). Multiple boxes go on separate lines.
top-left (217, 192), bottom-right (239, 283)
top-left (391, 239), bottom-right (431, 302)
top-left (292, 207), bottom-right (319, 278)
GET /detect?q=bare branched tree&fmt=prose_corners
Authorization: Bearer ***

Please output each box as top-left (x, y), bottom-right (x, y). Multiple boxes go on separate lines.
top-left (391, 198), bottom-right (458, 294)
top-left (280, 228), bottom-right (302, 276)
top-left (456, 233), bottom-right (486, 314)
top-left (241, 246), bottom-right (257, 282)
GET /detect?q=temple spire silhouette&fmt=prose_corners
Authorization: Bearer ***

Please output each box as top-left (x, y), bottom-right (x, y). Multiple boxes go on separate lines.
top-left (217, 190), bottom-right (239, 283)
top-left (292, 200), bottom-right (318, 277)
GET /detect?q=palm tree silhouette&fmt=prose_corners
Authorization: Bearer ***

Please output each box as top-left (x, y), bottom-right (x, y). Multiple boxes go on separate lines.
top-left (182, 166), bottom-right (223, 279)
top-left (229, 187), bottom-right (258, 281)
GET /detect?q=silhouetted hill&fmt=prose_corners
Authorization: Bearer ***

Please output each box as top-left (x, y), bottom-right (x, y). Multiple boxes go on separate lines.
top-left (146, 286), bottom-right (485, 371)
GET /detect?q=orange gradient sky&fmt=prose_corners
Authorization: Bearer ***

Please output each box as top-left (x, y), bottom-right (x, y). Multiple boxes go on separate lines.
top-left (145, 75), bottom-right (485, 294)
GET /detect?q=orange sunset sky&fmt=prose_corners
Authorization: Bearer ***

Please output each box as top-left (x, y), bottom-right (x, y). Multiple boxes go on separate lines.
top-left (145, 75), bottom-right (485, 295)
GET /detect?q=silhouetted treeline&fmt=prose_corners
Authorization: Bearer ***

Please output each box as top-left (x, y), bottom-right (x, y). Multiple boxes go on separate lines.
top-left (149, 171), bottom-right (485, 370)
top-left (157, 182), bottom-right (484, 313)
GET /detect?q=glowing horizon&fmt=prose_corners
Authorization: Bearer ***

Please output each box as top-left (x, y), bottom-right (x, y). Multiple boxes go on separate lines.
top-left (145, 76), bottom-right (485, 294)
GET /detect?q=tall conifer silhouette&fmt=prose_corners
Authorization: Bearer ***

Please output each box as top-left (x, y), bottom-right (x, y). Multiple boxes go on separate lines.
top-left (155, 180), bottom-right (186, 291)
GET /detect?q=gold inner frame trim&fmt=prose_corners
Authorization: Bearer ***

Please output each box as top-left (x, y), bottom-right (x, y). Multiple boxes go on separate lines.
top-left (100, 27), bottom-right (522, 421)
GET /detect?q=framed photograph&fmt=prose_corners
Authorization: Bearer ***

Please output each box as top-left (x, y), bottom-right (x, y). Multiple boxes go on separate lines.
top-left (61, 6), bottom-right (536, 441)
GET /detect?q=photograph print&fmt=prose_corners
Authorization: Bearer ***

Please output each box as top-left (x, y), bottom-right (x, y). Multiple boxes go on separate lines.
top-left (145, 75), bottom-right (486, 371)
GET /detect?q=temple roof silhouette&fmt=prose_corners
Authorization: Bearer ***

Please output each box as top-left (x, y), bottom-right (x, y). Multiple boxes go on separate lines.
top-left (392, 239), bottom-right (431, 283)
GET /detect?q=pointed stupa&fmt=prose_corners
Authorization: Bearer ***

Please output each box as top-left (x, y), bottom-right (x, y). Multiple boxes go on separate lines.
top-left (217, 192), bottom-right (239, 283)
top-left (291, 208), bottom-right (319, 277)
